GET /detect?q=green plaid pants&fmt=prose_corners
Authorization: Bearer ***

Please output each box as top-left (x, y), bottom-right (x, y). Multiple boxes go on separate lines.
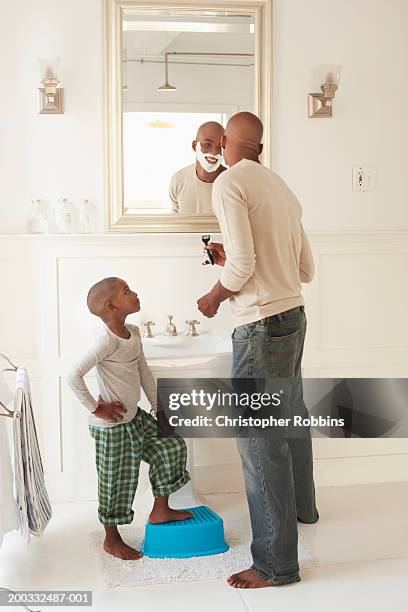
top-left (89, 409), bottom-right (190, 525)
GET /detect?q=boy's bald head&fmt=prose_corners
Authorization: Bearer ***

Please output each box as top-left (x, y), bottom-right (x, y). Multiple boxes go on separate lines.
top-left (87, 277), bottom-right (120, 316)
top-left (222, 112), bottom-right (263, 166)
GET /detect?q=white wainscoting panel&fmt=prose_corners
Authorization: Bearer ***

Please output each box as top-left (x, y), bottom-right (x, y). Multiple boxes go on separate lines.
top-left (0, 233), bottom-right (407, 501)
top-left (0, 258), bottom-right (45, 358)
top-left (318, 253), bottom-right (408, 350)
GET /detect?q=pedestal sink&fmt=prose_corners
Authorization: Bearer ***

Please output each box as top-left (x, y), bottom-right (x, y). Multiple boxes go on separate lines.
top-left (141, 334), bottom-right (233, 509)
top-left (143, 333), bottom-right (232, 361)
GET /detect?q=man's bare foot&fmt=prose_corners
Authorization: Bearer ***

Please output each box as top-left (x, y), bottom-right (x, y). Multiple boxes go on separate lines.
top-left (227, 569), bottom-right (271, 589)
top-left (149, 508), bottom-right (193, 524)
top-left (103, 537), bottom-right (143, 560)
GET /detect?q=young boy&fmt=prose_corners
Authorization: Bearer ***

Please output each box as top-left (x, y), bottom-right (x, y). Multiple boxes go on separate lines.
top-left (67, 277), bottom-right (192, 560)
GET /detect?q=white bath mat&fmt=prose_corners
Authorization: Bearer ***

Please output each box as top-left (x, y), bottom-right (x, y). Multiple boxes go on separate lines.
top-left (90, 516), bottom-right (320, 588)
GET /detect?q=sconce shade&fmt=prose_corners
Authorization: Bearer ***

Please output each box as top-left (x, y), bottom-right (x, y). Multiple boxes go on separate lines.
top-left (315, 64), bottom-right (342, 86)
top-left (38, 58), bottom-right (60, 82)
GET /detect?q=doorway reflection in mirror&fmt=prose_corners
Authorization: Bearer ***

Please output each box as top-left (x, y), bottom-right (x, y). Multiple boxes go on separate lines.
top-left (122, 11), bottom-right (254, 217)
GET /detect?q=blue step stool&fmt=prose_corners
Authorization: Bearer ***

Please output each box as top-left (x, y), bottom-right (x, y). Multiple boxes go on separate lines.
top-left (141, 506), bottom-right (229, 559)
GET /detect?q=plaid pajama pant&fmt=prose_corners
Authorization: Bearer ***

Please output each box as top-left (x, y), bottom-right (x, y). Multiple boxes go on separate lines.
top-left (89, 408), bottom-right (190, 526)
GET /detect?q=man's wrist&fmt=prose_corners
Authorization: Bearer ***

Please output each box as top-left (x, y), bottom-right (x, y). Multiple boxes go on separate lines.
top-left (211, 280), bottom-right (235, 303)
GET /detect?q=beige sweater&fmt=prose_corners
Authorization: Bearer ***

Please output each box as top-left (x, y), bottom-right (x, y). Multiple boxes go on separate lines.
top-left (67, 324), bottom-right (157, 428)
top-left (212, 159), bottom-right (315, 327)
top-left (169, 164), bottom-right (214, 215)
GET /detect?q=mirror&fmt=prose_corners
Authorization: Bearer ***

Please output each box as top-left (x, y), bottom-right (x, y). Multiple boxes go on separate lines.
top-left (105, 0), bottom-right (272, 232)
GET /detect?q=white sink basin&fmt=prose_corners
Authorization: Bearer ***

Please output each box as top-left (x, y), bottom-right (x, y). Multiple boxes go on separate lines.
top-left (143, 334), bottom-right (232, 368)
top-left (147, 334), bottom-right (190, 348)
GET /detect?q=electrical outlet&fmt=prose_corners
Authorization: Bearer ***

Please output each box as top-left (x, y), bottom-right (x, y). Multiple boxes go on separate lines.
top-left (353, 166), bottom-right (376, 192)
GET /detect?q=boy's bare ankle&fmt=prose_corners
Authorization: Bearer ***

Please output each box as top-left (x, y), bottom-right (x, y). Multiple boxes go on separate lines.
top-left (104, 525), bottom-right (122, 543)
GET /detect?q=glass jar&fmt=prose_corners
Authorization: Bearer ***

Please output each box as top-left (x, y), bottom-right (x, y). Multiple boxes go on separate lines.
top-left (27, 199), bottom-right (48, 234)
top-left (55, 198), bottom-right (75, 233)
top-left (77, 199), bottom-right (91, 233)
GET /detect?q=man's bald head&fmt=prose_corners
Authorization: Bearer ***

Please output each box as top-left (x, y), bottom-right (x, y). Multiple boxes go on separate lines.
top-left (222, 112), bottom-right (263, 166)
top-left (196, 121), bottom-right (224, 142)
top-left (87, 277), bottom-right (120, 316)
top-left (226, 112), bottom-right (263, 148)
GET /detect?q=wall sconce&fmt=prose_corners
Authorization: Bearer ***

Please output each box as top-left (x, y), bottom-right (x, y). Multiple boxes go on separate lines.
top-left (38, 58), bottom-right (64, 114)
top-left (308, 64), bottom-right (342, 118)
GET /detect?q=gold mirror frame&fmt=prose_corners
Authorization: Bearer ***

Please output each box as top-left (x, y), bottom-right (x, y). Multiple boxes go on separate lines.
top-left (104, 0), bottom-right (272, 233)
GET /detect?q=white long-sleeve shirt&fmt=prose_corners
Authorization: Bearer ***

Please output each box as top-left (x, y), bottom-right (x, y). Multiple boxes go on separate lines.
top-left (67, 323), bottom-right (157, 428)
top-left (169, 164), bottom-right (214, 215)
top-left (212, 159), bottom-right (315, 327)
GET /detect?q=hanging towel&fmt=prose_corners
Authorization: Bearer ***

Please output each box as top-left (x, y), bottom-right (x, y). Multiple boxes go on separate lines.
top-left (0, 421), bottom-right (17, 548)
top-left (13, 368), bottom-right (52, 544)
top-left (0, 373), bottom-right (18, 548)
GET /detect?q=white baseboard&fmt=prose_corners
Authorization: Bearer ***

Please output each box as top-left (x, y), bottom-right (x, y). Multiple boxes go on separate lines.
top-left (194, 453), bottom-right (408, 494)
top-left (313, 453), bottom-right (408, 487)
top-left (45, 453), bottom-right (408, 502)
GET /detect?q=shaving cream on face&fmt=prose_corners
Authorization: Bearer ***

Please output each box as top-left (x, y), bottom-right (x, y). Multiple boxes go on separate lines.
top-left (196, 141), bottom-right (223, 173)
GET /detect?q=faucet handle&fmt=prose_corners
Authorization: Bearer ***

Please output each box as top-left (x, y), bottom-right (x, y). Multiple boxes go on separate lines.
top-left (185, 319), bottom-right (200, 337)
top-left (165, 314), bottom-right (177, 336)
top-left (142, 320), bottom-right (155, 338)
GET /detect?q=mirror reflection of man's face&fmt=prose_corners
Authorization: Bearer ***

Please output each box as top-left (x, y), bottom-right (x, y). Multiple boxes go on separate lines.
top-left (196, 137), bottom-right (222, 164)
top-left (193, 126), bottom-right (224, 164)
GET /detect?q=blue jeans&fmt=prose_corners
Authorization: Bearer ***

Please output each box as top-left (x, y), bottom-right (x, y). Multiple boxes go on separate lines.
top-left (232, 305), bottom-right (319, 585)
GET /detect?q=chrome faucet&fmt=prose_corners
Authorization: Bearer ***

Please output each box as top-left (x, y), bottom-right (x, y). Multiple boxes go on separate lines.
top-left (142, 321), bottom-right (155, 338)
top-left (186, 319), bottom-right (200, 337)
top-left (165, 314), bottom-right (177, 336)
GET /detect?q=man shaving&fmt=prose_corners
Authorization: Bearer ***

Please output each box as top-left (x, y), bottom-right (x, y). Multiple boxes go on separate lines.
top-left (169, 121), bottom-right (226, 215)
top-left (197, 112), bottom-right (318, 589)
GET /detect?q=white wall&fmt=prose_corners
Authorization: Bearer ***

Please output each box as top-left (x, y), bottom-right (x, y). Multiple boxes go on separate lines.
top-left (1, 0), bottom-right (407, 232)
top-left (272, 0), bottom-right (408, 231)
top-left (0, 0), bottom-right (105, 233)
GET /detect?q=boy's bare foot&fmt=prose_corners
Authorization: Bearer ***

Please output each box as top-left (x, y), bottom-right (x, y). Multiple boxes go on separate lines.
top-left (103, 537), bottom-right (142, 560)
top-left (227, 569), bottom-right (270, 589)
top-left (149, 508), bottom-right (193, 524)
top-left (103, 526), bottom-right (142, 560)
top-left (149, 495), bottom-right (193, 524)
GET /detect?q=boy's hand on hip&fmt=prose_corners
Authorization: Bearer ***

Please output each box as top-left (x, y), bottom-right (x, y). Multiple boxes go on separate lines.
top-left (93, 395), bottom-right (126, 422)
